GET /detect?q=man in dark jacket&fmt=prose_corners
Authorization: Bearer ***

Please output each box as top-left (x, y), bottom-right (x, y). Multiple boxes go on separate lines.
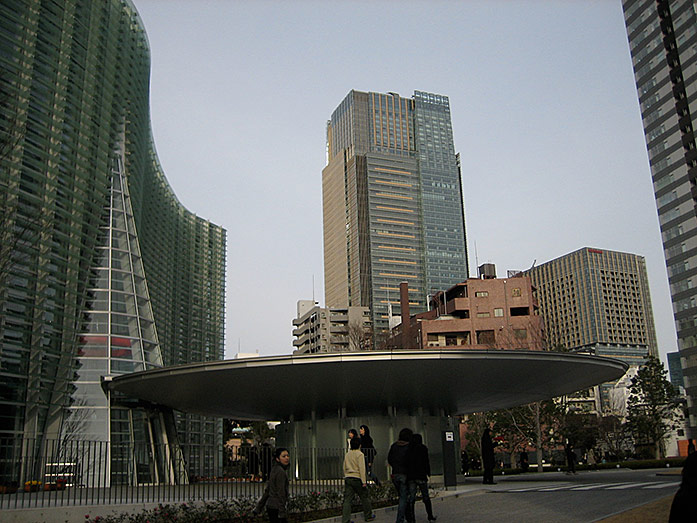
top-left (407, 433), bottom-right (436, 521)
top-left (388, 427), bottom-right (413, 523)
top-left (481, 427), bottom-right (497, 485)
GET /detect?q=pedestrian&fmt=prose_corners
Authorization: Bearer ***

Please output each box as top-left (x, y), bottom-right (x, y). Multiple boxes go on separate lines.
top-left (260, 442), bottom-right (273, 482)
top-left (247, 445), bottom-right (260, 481)
top-left (520, 450), bottom-right (529, 472)
top-left (407, 433), bottom-right (437, 522)
top-left (348, 428), bottom-right (359, 449)
top-left (565, 441), bottom-right (576, 475)
top-left (688, 439), bottom-right (695, 455)
top-left (461, 449), bottom-right (469, 476)
top-left (254, 448), bottom-right (290, 523)
top-left (360, 424), bottom-right (381, 486)
top-left (481, 427), bottom-right (497, 485)
top-left (669, 450), bottom-right (697, 522)
top-left (388, 427), bottom-right (414, 523)
top-left (342, 436), bottom-right (376, 523)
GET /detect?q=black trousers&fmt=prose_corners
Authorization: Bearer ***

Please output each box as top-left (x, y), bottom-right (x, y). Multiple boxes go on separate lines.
top-left (267, 508), bottom-right (288, 523)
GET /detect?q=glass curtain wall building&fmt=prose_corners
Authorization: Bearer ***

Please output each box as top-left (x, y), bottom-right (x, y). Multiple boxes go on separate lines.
top-left (623, 0), bottom-right (697, 437)
top-left (322, 90), bottom-right (468, 343)
top-left (0, 0), bottom-right (226, 483)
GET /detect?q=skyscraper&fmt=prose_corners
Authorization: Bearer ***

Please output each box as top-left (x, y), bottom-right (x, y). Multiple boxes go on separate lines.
top-left (529, 248), bottom-right (658, 357)
top-left (528, 248), bottom-right (658, 411)
top-left (322, 90), bottom-right (468, 342)
top-left (0, 0), bottom-right (226, 482)
top-left (623, 0), bottom-right (697, 436)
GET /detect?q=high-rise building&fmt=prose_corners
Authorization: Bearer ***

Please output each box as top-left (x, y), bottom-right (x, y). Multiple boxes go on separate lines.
top-left (528, 248), bottom-right (658, 357)
top-left (528, 248), bottom-right (657, 412)
top-left (0, 0), bottom-right (226, 483)
top-left (623, 0), bottom-right (697, 436)
top-left (322, 90), bottom-right (468, 343)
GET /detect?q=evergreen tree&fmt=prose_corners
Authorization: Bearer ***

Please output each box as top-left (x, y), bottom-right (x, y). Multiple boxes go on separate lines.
top-left (626, 356), bottom-right (683, 459)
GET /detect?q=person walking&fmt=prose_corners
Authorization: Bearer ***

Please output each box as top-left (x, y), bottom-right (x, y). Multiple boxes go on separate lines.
top-left (260, 442), bottom-right (273, 482)
top-left (348, 428), bottom-right (359, 449)
top-left (687, 438), bottom-right (695, 455)
top-left (407, 433), bottom-right (436, 522)
top-left (388, 427), bottom-right (414, 523)
top-left (254, 448), bottom-right (290, 523)
top-left (342, 436), bottom-right (376, 523)
top-left (520, 450), bottom-right (529, 472)
top-left (565, 441), bottom-right (577, 475)
top-left (359, 424), bottom-right (380, 486)
top-left (481, 427), bottom-right (497, 485)
top-left (669, 450), bottom-right (696, 521)
top-left (461, 449), bottom-right (469, 476)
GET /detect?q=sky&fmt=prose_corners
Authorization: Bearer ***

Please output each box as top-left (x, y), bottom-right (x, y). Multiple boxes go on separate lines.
top-left (134, 0), bottom-right (678, 363)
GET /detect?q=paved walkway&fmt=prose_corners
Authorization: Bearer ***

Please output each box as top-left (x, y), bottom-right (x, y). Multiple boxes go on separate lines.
top-left (315, 469), bottom-right (682, 523)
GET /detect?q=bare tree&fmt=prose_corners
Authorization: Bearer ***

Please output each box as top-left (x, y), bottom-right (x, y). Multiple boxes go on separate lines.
top-left (347, 321), bottom-right (371, 351)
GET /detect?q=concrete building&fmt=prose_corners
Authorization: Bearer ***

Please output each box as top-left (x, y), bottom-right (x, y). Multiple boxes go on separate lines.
top-left (527, 247), bottom-right (658, 413)
top-left (322, 90), bottom-right (468, 345)
top-left (527, 248), bottom-right (657, 359)
top-left (0, 0), bottom-right (225, 484)
top-left (385, 272), bottom-right (545, 351)
top-left (623, 0), bottom-right (697, 437)
top-left (292, 300), bottom-right (371, 354)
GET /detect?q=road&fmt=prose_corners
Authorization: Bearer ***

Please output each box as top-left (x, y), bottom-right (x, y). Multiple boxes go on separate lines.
top-left (343, 468), bottom-right (681, 523)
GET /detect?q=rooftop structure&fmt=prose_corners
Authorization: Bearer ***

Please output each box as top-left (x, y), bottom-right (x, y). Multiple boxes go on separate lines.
top-left (108, 350), bottom-right (627, 420)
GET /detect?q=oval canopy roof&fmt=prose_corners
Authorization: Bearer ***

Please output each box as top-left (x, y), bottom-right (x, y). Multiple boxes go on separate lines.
top-left (107, 350), bottom-right (628, 420)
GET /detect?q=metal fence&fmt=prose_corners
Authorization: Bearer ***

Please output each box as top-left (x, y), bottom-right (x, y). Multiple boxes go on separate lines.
top-left (0, 438), bottom-right (347, 509)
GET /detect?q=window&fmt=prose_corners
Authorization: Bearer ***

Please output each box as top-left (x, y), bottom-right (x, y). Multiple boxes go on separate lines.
top-left (514, 328), bottom-right (527, 340)
top-left (477, 312), bottom-right (490, 318)
top-left (494, 308), bottom-right (504, 317)
top-left (510, 307), bottom-right (529, 316)
top-left (475, 291), bottom-right (488, 297)
top-left (512, 288), bottom-right (521, 297)
top-left (476, 330), bottom-right (495, 344)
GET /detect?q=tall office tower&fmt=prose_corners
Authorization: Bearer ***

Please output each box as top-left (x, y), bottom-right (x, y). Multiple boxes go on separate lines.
top-left (623, 0), bottom-right (697, 437)
top-left (0, 0), bottom-right (226, 483)
top-left (528, 248), bottom-right (658, 410)
top-left (323, 90), bottom-right (468, 342)
top-left (529, 248), bottom-right (658, 357)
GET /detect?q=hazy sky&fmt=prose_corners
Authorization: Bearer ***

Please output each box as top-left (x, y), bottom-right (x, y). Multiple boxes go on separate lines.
top-left (134, 1), bottom-right (677, 363)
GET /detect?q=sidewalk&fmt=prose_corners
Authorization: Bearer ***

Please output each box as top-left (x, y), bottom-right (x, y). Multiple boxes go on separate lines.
top-left (313, 483), bottom-right (480, 523)
top-left (313, 470), bottom-right (680, 523)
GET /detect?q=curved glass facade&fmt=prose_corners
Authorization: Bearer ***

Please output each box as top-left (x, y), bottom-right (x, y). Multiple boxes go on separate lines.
top-left (0, 0), bottom-right (226, 480)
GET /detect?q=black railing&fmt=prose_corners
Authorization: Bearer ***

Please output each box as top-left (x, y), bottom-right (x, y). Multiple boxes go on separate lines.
top-left (0, 439), bottom-right (347, 509)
